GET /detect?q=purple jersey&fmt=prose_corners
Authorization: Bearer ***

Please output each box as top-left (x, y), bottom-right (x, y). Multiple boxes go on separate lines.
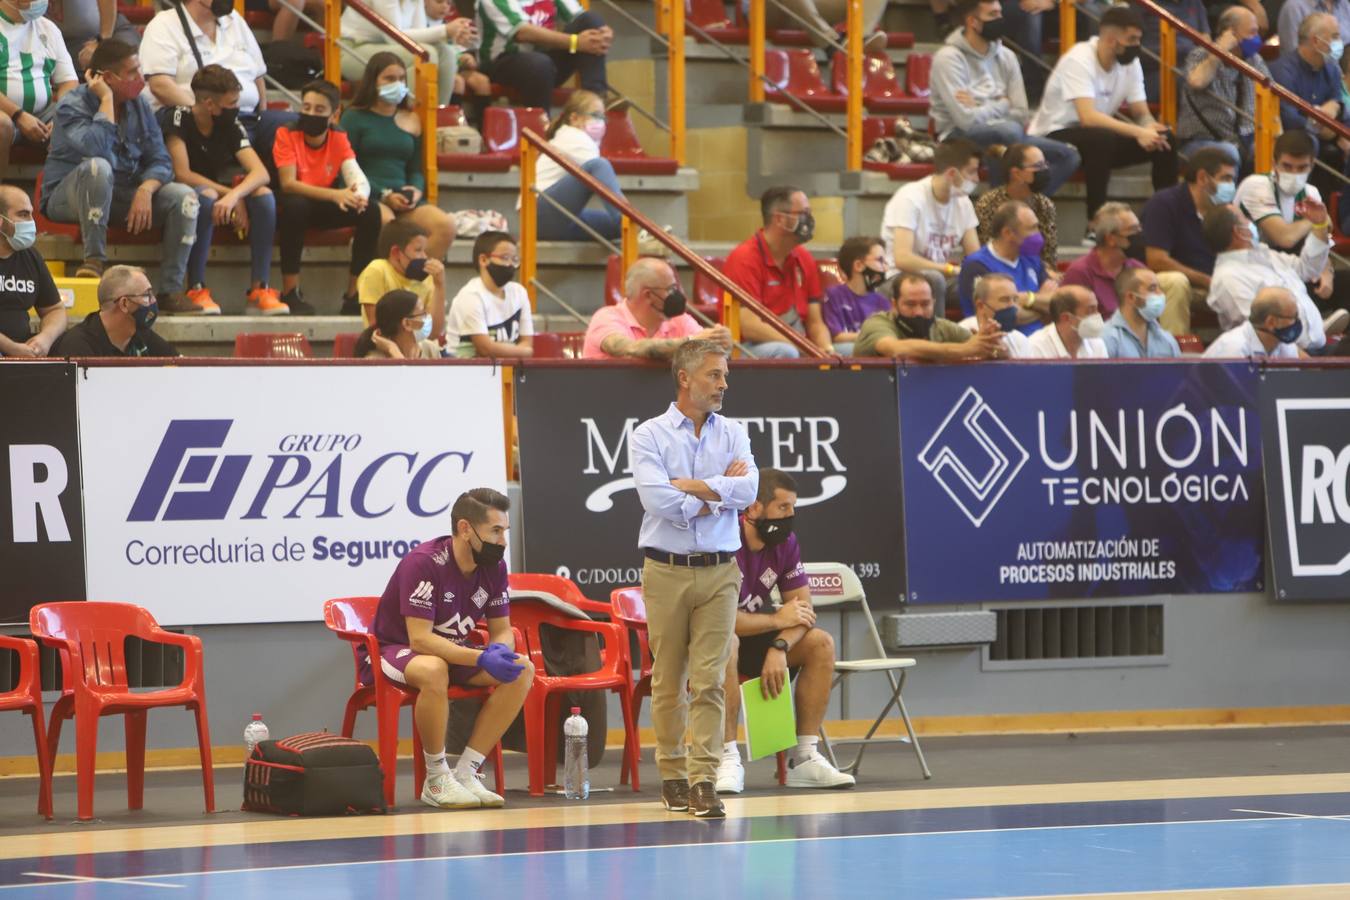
top-left (822, 283), bottom-right (889, 337)
top-left (373, 535), bottom-right (511, 647)
top-left (734, 530), bottom-right (809, 613)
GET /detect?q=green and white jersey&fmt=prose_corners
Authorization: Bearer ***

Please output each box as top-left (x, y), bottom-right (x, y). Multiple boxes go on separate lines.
top-left (0, 12), bottom-right (75, 115)
top-left (476, 0), bottom-right (584, 63)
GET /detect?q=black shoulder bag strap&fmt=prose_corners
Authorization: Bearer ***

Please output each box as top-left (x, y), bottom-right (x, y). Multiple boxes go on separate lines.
top-left (173, 1), bottom-right (205, 70)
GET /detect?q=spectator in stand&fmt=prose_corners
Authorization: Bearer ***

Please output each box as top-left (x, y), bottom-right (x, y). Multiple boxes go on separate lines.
top-left (50, 264), bottom-right (178, 357)
top-left (356, 218), bottom-right (445, 337)
top-left (445, 230), bottom-right (535, 357)
top-left (424, 0), bottom-right (492, 100)
top-left (536, 90), bottom-right (626, 242)
top-left (259, 0), bottom-right (327, 43)
top-left (275, 79), bottom-right (383, 314)
top-left (1061, 201), bottom-right (1193, 322)
top-left (854, 273), bottom-right (1003, 359)
top-left (0, 0), bottom-right (76, 179)
top-left (970, 272), bottom-right (1033, 358)
top-left (1140, 0), bottom-right (1210, 103)
top-left (583, 257), bottom-right (730, 359)
top-left (139, 0), bottom-right (292, 165)
top-left (340, 0), bottom-right (475, 110)
top-left (1029, 5), bottom-right (1177, 226)
top-left (1278, 0), bottom-right (1350, 58)
top-left (1140, 147), bottom-right (1236, 334)
top-left (42, 40), bottom-right (201, 314)
top-left (931, 0), bottom-right (1080, 194)
top-left (476, 0), bottom-right (611, 111)
top-left (881, 138), bottom-right (981, 307)
top-left (1203, 202), bottom-right (1343, 352)
top-left (1271, 12), bottom-right (1350, 201)
top-left (999, 0), bottom-right (1054, 106)
top-left (1177, 6), bottom-right (1267, 171)
top-left (163, 66), bottom-right (281, 316)
top-left (975, 143), bottom-right (1059, 272)
top-left (0, 185), bottom-right (65, 358)
top-left (354, 288), bottom-right (443, 359)
top-left (723, 185), bottom-right (831, 357)
top-left (51, 0), bottom-right (140, 74)
top-left (960, 200), bottom-right (1057, 333)
top-left (821, 236), bottom-right (890, 356)
top-left (1102, 267), bottom-right (1181, 358)
top-left (763, 0), bottom-right (889, 51)
top-left (342, 53), bottom-right (456, 269)
top-left (1202, 285), bottom-right (1305, 358)
top-left (1027, 286), bottom-right (1109, 359)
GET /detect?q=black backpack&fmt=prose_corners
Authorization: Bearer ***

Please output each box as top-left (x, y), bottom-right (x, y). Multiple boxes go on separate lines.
top-left (243, 731), bottom-right (387, 816)
top-left (262, 39), bottom-right (324, 90)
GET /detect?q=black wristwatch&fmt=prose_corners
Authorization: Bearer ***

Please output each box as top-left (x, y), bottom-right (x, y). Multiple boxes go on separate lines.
top-left (770, 637), bottom-right (789, 653)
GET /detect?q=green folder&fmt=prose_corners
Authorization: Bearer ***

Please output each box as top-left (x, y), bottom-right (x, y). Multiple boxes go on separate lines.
top-left (740, 676), bottom-right (797, 761)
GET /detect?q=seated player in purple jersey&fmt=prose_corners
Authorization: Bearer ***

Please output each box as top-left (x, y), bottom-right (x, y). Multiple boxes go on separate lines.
top-left (714, 469), bottom-right (855, 794)
top-left (372, 487), bottom-right (535, 811)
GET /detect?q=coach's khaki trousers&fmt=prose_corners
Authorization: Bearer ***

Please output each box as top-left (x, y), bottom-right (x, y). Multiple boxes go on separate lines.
top-left (642, 558), bottom-right (741, 784)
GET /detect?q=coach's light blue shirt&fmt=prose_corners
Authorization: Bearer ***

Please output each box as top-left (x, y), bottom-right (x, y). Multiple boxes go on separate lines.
top-left (629, 403), bottom-right (759, 554)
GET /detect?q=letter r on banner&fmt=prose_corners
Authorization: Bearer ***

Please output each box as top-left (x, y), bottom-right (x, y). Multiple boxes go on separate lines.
top-left (9, 444), bottom-right (71, 542)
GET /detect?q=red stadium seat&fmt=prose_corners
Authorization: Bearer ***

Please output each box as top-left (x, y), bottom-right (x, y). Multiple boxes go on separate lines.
top-left (818, 258), bottom-right (844, 290)
top-left (233, 333), bottom-right (314, 359)
top-left (765, 49), bottom-right (846, 112)
top-left (860, 117), bottom-right (934, 181)
top-left (0, 635), bottom-right (52, 819)
top-left (601, 107), bottom-right (679, 175)
top-left (436, 105), bottom-right (510, 172)
top-left (322, 597), bottom-right (505, 807)
top-left (829, 51), bottom-right (930, 114)
top-left (1175, 333), bottom-right (1206, 354)
top-left (687, 0), bottom-right (749, 42)
top-left (30, 602), bottom-right (214, 822)
top-left (332, 332), bottom-right (362, 358)
top-left (532, 332), bottom-right (587, 358)
top-left (768, 28), bottom-right (916, 49)
top-left (693, 257), bottom-right (727, 323)
top-left (605, 254), bottom-right (623, 306)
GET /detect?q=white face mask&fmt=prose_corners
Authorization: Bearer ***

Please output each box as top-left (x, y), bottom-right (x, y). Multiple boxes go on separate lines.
top-left (952, 172), bottom-right (977, 196)
top-left (1276, 170), bottom-right (1309, 195)
top-left (1076, 312), bottom-right (1105, 340)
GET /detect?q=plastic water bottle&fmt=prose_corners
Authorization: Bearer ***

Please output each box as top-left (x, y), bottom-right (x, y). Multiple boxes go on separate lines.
top-left (244, 713), bottom-right (269, 758)
top-left (563, 707), bottom-right (589, 800)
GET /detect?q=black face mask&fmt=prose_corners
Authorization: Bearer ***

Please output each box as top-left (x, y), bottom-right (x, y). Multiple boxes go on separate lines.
top-left (1117, 44), bottom-right (1141, 65)
top-left (404, 257), bottom-right (428, 281)
top-left (753, 515), bottom-right (794, 546)
top-left (1124, 231), bottom-right (1147, 262)
top-left (209, 0), bottom-right (233, 16)
top-left (862, 266), bottom-right (886, 293)
top-left (662, 288), bottom-right (687, 318)
top-left (471, 530), bottom-right (507, 567)
top-left (793, 210), bottom-right (815, 243)
top-left (979, 16), bottom-right (1006, 42)
top-left (897, 313), bottom-right (933, 339)
top-left (487, 262), bottom-right (517, 286)
top-left (1030, 169), bottom-right (1050, 194)
top-left (297, 113), bottom-right (330, 138)
top-left (213, 106), bottom-right (238, 130)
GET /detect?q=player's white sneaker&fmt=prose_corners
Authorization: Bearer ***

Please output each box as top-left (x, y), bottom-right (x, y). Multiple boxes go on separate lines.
top-left (453, 768), bottom-right (505, 808)
top-left (715, 752), bottom-right (745, 794)
top-left (421, 771), bottom-right (481, 810)
top-left (785, 751), bottom-right (856, 789)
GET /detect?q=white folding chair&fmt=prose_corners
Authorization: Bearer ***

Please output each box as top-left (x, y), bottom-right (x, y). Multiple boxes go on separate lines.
top-left (806, 562), bottom-right (931, 780)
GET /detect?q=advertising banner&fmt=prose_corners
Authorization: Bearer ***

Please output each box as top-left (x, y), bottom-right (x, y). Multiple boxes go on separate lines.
top-left (515, 364), bottom-right (905, 605)
top-left (1260, 367), bottom-right (1350, 602)
top-left (78, 365), bottom-right (506, 625)
top-left (0, 363), bottom-right (85, 624)
top-left (898, 362), bottom-right (1263, 604)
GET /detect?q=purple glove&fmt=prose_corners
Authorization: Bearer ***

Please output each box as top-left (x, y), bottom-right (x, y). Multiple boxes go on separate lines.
top-left (479, 643), bottom-right (526, 683)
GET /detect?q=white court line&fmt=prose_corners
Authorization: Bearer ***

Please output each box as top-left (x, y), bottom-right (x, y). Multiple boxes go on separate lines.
top-left (1231, 808), bottom-right (1350, 822)
top-left (0, 812), bottom-right (1320, 891)
top-left (20, 873), bottom-right (182, 890)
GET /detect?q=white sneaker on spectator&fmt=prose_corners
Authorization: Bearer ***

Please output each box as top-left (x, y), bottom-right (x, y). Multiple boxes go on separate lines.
top-left (453, 768), bottom-right (505, 808)
top-left (638, 225), bottom-right (675, 256)
top-left (715, 752), bottom-right (745, 794)
top-left (863, 30), bottom-right (888, 53)
top-left (1324, 309), bottom-right (1349, 336)
top-left (420, 771), bottom-right (481, 810)
top-left (785, 751), bottom-right (856, 789)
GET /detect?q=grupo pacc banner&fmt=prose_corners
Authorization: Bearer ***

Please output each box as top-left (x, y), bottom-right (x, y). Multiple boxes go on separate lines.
top-left (515, 363), bottom-right (905, 605)
top-left (0, 362), bottom-right (85, 624)
top-left (77, 365), bottom-right (507, 625)
top-left (1260, 366), bottom-right (1350, 602)
top-left (898, 362), bottom-right (1263, 604)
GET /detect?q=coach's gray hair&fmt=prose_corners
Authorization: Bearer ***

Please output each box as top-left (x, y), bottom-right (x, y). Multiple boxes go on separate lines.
top-left (98, 265), bottom-right (149, 306)
top-left (672, 338), bottom-right (729, 388)
top-left (624, 256), bottom-right (673, 300)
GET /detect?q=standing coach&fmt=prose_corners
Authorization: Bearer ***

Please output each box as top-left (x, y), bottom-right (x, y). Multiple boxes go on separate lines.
top-left (629, 339), bottom-right (759, 819)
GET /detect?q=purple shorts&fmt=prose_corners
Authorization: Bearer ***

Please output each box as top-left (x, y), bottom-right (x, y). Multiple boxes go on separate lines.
top-left (374, 643), bottom-right (483, 687)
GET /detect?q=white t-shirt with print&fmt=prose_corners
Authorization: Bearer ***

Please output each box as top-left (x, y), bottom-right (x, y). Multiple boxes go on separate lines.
top-left (0, 15), bottom-right (75, 115)
top-left (881, 175), bottom-right (979, 271)
top-left (1029, 37), bottom-right (1147, 136)
top-left (446, 276), bottom-right (536, 357)
top-left (1235, 173), bottom-right (1322, 230)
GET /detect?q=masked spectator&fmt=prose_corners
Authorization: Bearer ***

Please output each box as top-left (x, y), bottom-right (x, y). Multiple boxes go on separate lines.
top-left (1027, 286), bottom-right (1109, 359)
top-left (50, 264), bottom-right (177, 357)
top-left (582, 257), bottom-right (730, 359)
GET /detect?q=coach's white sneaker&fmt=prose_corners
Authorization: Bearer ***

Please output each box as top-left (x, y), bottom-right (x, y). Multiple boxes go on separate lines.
top-left (785, 751), bottom-right (856, 789)
top-left (453, 768), bottom-right (505, 808)
top-left (715, 752), bottom-right (745, 795)
top-left (421, 771), bottom-right (481, 810)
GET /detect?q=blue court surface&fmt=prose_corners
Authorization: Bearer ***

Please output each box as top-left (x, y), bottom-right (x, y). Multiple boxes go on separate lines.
top-left (2, 789), bottom-right (1348, 898)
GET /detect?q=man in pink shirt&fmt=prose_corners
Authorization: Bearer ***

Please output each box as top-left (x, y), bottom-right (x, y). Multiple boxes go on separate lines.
top-left (583, 257), bottom-right (732, 359)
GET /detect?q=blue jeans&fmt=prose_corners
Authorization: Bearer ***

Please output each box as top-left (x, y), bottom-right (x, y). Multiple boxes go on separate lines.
top-left (537, 156), bottom-right (625, 241)
top-left (746, 341), bottom-right (799, 358)
top-left (947, 122), bottom-right (1081, 197)
top-left (189, 188), bottom-right (277, 289)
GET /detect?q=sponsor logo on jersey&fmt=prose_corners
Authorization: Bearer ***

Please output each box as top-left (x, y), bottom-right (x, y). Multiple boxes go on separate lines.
top-left (471, 587), bottom-right (489, 608)
top-left (408, 580), bottom-right (434, 608)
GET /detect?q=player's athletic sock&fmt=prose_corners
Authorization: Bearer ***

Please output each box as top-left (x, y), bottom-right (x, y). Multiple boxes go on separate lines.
top-left (723, 741), bottom-right (740, 759)
top-left (454, 747), bottom-right (487, 778)
top-left (424, 750), bottom-right (450, 775)
top-left (793, 735), bottom-right (819, 764)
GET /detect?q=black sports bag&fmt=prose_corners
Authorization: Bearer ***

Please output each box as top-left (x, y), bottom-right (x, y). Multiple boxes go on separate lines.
top-left (243, 731), bottom-right (387, 816)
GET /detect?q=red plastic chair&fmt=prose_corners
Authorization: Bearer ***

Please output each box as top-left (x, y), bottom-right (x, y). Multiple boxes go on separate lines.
top-left (829, 51), bottom-right (930, 114)
top-left (436, 105), bottom-right (511, 173)
top-left (0, 635), bottom-right (52, 818)
top-left (505, 575), bottom-right (640, 795)
top-left (692, 256), bottom-right (728, 324)
top-left (687, 0), bottom-right (748, 42)
top-left (1175, 333), bottom-right (1206, 354)
top-left (601, 108), bottom-right (679, 175)
top-left (860, 117), bottom-right (935, 181)
top-left (765, 49), bottom-right (846, 112)
top-left (233, 332), bottom-right (314, 359)
top-left (29, 602), bottom-right (213, 822)
top-left (322, 597), bottom-right (505, 807)
top-left (605, 254), bottom-right (624, 306)
top-left (531, 332), bottom-right (587, 358)
top-left (818, 258), bottom-right (844, 291)
top-left (485, 106), bottom-right (550, 162)
top-left (332, 332), bottom-right (362, 359)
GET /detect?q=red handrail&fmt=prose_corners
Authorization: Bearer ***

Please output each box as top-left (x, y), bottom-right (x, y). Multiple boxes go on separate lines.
top-left (1131, 0), bottom-right (1350, 140)
top-left (519, 128), bottom-right (826, 359)
top-left (343, 0), bottom-right (431, 60)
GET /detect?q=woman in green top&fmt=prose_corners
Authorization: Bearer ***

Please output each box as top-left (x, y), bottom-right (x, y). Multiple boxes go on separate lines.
top-left (341, 53), bottom-right (456, 263)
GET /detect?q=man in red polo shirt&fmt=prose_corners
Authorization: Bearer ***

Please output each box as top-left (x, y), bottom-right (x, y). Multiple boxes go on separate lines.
top-left (722, 185), bottom-right (832, 358)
